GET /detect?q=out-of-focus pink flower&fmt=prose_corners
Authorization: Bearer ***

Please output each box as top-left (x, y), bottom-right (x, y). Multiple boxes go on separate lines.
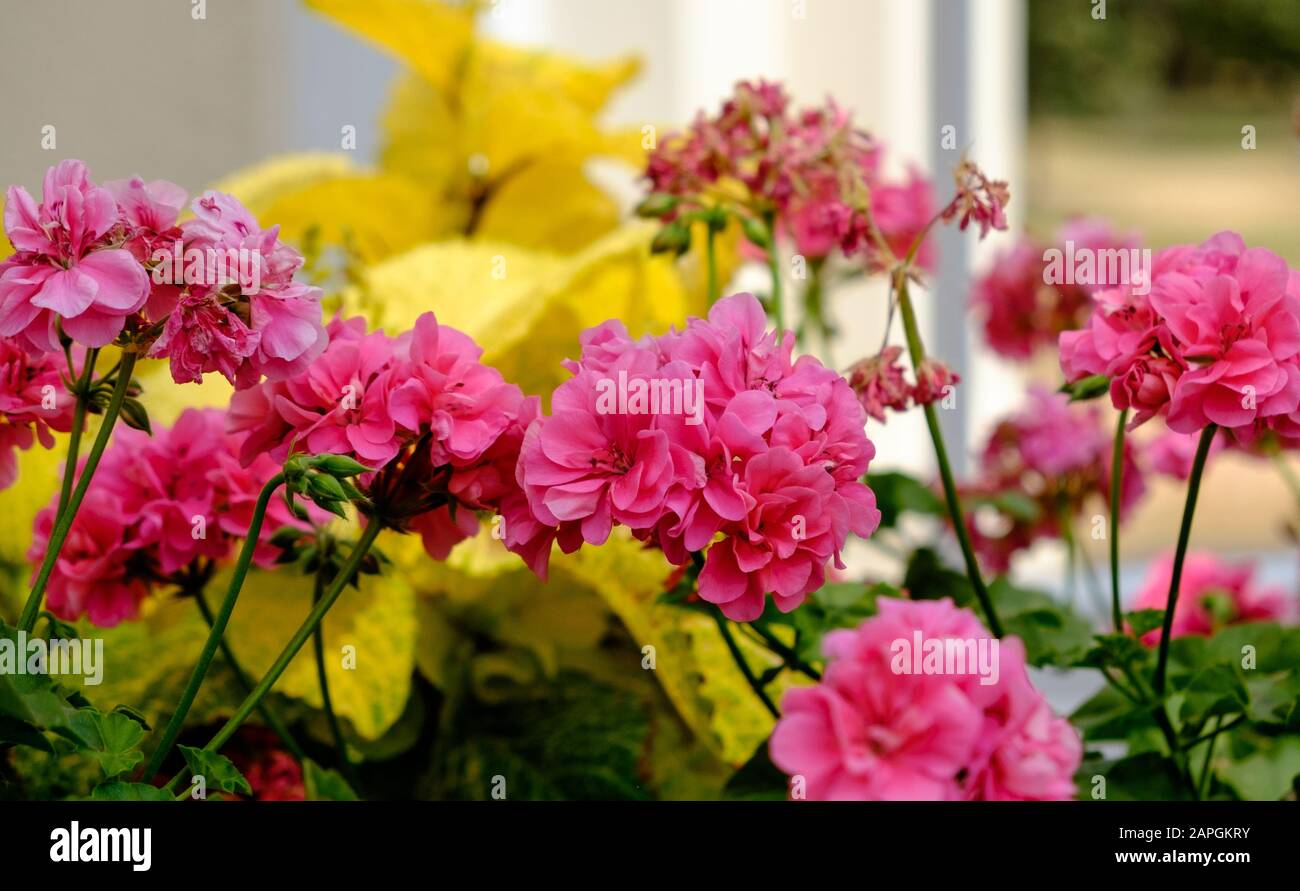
top-left (513, 292), bottom-right (880, 620)
top-left (940, 160), bottom-right (1009, 238)
top-left (0, 338), bottom-right (74, 489)
top-left (226, 727), bottom-right (305, 801)
top-left (27, 408), bottom-right (306, 626)
top-left (846, 345), bottom-right (910, 423)
top-left (961, 387), bottom-right (1144, 573)
top-left (769, 598), bottom-right (1079, 800)
top-left (1146, 428), bottom-right (1227, 480)
top-left (1130, 553), bottom-right (1292, 645)
top-left (0, 160), bottom-right (150, 351)
top-left (911, 358), bottom-right (959, 406)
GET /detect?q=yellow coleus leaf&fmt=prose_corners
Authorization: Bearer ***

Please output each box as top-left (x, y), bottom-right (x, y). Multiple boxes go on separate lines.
top-left (304, 0), bottom-right (475, 94)
top-left (559, 533), bottom-right (775, 766)
top-left (220, 563), bottom-right (417, 741)
top-left (340, 223), bottom-right (708, 402)
top-left (210, 153), bottom-right (447, 264)
top-left (473, 159), bottom-right (622, 253)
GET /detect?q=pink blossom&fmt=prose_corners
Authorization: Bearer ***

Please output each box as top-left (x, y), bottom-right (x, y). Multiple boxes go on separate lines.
top-left (0, 160), bottom-right (150, 350)
top-left (0, 338), bottom-right (74, 489)
top-left (1147, 428), bottom-right (1226, 480)
top-left (1130, 553), bottom-right (1292, 645)
top-left (513, 292), bottom-right (880, 618)
top-left (27, 408), bottom-right (306, 626)
top-left (769, 598), bottom-right (1079, 800)
top-left (940, 159), bottom-right (1009, 238)
top-left (846, 346), bottom-right (911, 423)
top-left (911, 358), bottom-right (959, 407)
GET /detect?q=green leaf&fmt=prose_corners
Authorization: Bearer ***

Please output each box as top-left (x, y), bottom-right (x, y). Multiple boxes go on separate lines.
top-left (634, 192), bottom-right (678, 219)
top-left (74, 710), bottom-right (146, 778)
top-left (903, 548), bottom-right (974, 607)
top-left (723, 741), bottom-right (788, 801)
top-left (1219, 735), bottom-right (1300, 801)
top-left (90, 782), bottom-right (173, 802)
top-left (738, 214), bottom-right (769, 249)
top-left (179, 746), bottom-right (252, 796)
top-left (424, 672), bottom-right (649, 800)
top-left (989, 577), bottom-right (1093, 666)
top-left (1124, 609), bottom-right (1164, 638)
top-left (867, 471), bottom-right (945, 529)
top-left (1060, 373), bottom-right (1110, 402)
top-left (1178, 664), bottom-right (1248, 726)
top-left (1084, 752), bottom-right (1193, 800)
top-left (779, 581), bottom-right (895, 662)
top-left (303, 759), bottom-right (359, 801)
top-left (0, 715), bottom-right (53, 752)
top-left (1071, 684), bottom-right (1156, 741)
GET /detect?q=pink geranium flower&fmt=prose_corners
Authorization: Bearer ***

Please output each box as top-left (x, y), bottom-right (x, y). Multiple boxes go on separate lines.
top-left (1130, 552), bottom-right (1292, 644)
top-left (27, 408), bottom-right (307, 626)
top-left (0, 338), bottom-right (74, 489)
top-left (769, 598), bottom-right (1080, 800)
top-left (512, 292), bottom-right (880, 619)
top-left (0, 160), bottom-right (150, 351)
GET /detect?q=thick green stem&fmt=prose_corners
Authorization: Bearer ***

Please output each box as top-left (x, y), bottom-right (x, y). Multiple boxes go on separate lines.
top-left (54, 347), bottom-right (98, 526)
top-left (166, 519), bottom-right (384, 794)
top-left (714, 612), bottom-right (779, 719)
top-left (142, 473), bottom-right (287, 780)
top-left (894, 278), bottom-right (1002, 636)
top-left (194, 588), bottom-right (305, 763)
top-left (18, 351), bottom-right (138, 632)
top-left (312, 567), bottom-right (355, 782)
top-left (1109, 409), bottom-right (1129, 633)
top-left (1153, 424), bottom-right (1216, 696)
top-left (763, 211), bottom-right (784, 331)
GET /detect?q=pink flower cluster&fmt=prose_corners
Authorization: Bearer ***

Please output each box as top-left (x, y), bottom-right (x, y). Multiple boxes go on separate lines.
top-left (962, 386), bottom-right (1145, 573)
top-left (508, 293), bottom-right (881, 621)
top-left (644, 80), bottom-right (935, 270)
top-left (1130, 553), bottom-right (1292, 645)
top-left (1061, 231), bottom-right (1300, 442)
top-left (27, 408), bottom-right (303, 626)
top-left (1, 160), bottom-right (325, 389)
top-left (846, 345), bottom-right (960, 424)
top-left (228, 313), bottom-right (538, 560)
top-left (0, 337), bottom-right (74, 489)
top-left (770, 598), bottom-right (1080, 800)
top-left (973, 218), bottom-right (1141, 360)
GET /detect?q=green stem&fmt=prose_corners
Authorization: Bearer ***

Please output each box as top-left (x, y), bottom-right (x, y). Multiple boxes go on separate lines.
top-left (894, 277), bottom-right (1002, 636)
top-left (142, 473), bottom-right (287, 781)
top-left (714, 613), bottom-right (779, 719)
top-left (166, 519), bottom-right (384, 794)
top-left (1197, 716), bottom-right (1220, 799)
top-left (1109, 409), bottom-right (1128, 632)
top-left (312, 566), bottom-right (356, 783)
top-left (705, 219), bottom-right (719, 305)
top-left (763, 211), bottom-right (784, 331)
top-left (1153, 424), bottom-right (1216, 696)
top-left (1269, 448), bottom-right (1300, 508)
top-left (752, 623), bottom-right (822, 681)
top-left (194, 588), bottom-right (305, 763)
top-left (54, 347), bottom-right (98, 525)
top-left (18, 350), bottom-right (138, 632)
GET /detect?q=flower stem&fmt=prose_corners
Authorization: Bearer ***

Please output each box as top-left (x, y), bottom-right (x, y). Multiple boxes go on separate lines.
top-left (705, 219), bottom-right (719, 304)
top-left (165, 519), bottom-right (384, 794)
top-left (1153, 424), bottom-right (1216, 696)
top-left (752, 622), bottom-right (822, 681)
top-left (894, 276), bottom-right (1002, 637)
top-left (312, 564), bottom-right (357, 785)
top-left (141, 473), bottom-right (287, 781)
top-left (54, 347), bottom-right (98, 525)
top-left (194, 588), bottom-right (305, 763)
top-left (1109, 409), bottom-right (1128, 633)
top-left (18, 350), bottom-right (138, 633)
top-left (714, 612), bottom-right (779, 719)
top-left (763, 211), bottom-right (784, 331)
